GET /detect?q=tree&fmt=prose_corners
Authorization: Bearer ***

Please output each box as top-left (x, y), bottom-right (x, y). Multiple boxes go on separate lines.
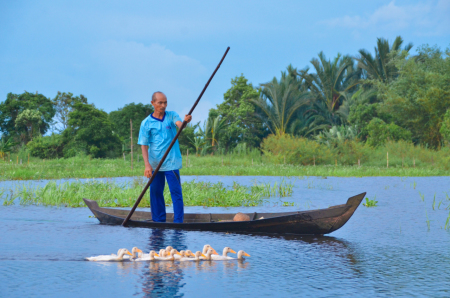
top-left (15, 109), bottom-right (43, 141)
top-left (209, 75), bottom-right (267, 150)
top-left (62, 103), bottom-right (121, 158)
top-left (355, 36), bottom-right (413, 82)
top-left (375, 45), bottom-right (450, 147)
top-left (0, 91), bottom-right (55, 144)
top-left (52, 92), bottom-right (88, 132)
top-left (251, 71), bottom-right (309, 136)
top-left (440, 110), bottom-right (450, 145)
top-left (109, 102), bottom-right (154, 144)
top-left (298, 52), bottom-right (360, 126)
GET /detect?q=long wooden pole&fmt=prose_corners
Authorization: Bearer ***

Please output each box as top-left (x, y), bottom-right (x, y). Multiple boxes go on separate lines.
top-left (122, 46), bottom-right (230, 226)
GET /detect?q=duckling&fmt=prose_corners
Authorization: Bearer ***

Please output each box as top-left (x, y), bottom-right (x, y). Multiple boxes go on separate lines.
top-left (211, 247), bottom-right (237, 260)
top-left (180, 251), bottom-right (206, 261)
top-left (86, 249), bottom-right (133, 262)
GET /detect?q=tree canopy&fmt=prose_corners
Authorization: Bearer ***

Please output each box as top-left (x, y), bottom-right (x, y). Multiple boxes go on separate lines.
top-left (62, 102), bottom-right (121, 158)
top-left (0, 92), bottom-right (55, 144)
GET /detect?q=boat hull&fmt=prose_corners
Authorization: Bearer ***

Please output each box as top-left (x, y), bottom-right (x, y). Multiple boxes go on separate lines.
top-left (83, 192), bottom-right (365, 235)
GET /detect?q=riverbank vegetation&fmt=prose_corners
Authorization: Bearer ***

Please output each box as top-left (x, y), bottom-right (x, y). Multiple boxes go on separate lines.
top-left (1, 179), bottom-right (294, 208)
top-left (1, 37), bottom-right (449, 178)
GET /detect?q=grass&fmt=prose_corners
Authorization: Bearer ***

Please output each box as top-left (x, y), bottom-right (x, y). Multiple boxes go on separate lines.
top-left (0, 154), bottom-right (449, 181)
top-left (1, 179), bottom-right (294, 208)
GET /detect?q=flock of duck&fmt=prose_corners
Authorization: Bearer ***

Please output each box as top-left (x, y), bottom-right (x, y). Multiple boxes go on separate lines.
top-left (86, 244), bottom-right (250, 262)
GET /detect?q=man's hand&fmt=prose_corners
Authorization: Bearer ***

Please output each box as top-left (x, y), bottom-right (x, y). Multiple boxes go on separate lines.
top-left (184, 115), bottom-right (192, 123)
top-left (144, 165), bottom-right (153, 178)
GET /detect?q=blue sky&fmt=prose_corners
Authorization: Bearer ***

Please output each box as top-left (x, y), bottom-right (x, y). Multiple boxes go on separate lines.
top-left (1, 0), bottom-right (449, 124)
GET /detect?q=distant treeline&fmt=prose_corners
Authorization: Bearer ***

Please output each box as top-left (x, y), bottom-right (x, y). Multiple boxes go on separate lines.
top-left (0, 36), bottom-right (449, 160)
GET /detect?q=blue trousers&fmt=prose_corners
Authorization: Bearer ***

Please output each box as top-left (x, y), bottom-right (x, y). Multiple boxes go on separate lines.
top-left (150, 170), bottom-right (184, 223)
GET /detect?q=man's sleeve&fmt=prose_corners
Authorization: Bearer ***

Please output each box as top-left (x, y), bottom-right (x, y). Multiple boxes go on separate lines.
top-left (171, 111), bottom-right (182, 124)
top-left (137, 120), bottom-right (150, 145)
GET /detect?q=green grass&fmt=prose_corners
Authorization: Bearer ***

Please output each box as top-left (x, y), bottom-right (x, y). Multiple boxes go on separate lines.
top-left (1, 179), bottom-right (294, 208)
top-left (0, 154), bottom-right (449, 181)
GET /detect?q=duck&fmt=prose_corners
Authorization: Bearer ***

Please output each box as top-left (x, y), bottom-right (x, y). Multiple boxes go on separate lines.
top-left (126, 247), bottom-right (143, 260)
top-left (173, 250), bottom-right (191, 260)
top-left (180, 251), bottom-right (206, 261)
top-left (133, 250), bottom-right (159, 262)
top-left (157, 249), bottom-right (181, 261)
top-left (233, 250), bottom-right (250, 260)
top-left (211, 247), bottom-right (237, 261)
top-left (200, 249), bottom-right (219, 260)
top-left (86, 249), bottom-right (132, 262)
top-left (185, 250), bottom-right (195, 258)
top-left (202, 244), bottom-right (217, 255)
top-left (165, 246), bottom-right (174, 254)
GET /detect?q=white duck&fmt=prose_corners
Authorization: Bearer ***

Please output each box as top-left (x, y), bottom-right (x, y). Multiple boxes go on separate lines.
top-left (211, 247), bottom-right (237, 260)
top-left (173, 250), bottom-right (191, 260)
top-left (125, 247), bottom-right (143, 260)
top-left (233, 250), bottom-right (250, 260)
top-left (202, 244), bottom-right (217, 255)
top-left (86, 249), bottom-right (132, 262)
top-left (133, 250), bottom-right (159, 261)
top-left (200, 249), bottom-right (219, 260)
top-left (180, 251), bottom-right (206, 261)
top-left (157, 249), bottom-right (181, 261)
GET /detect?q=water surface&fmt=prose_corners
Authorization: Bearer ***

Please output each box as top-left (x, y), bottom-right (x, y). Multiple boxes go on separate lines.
top-left (1, 176), bottom-right (450, 297)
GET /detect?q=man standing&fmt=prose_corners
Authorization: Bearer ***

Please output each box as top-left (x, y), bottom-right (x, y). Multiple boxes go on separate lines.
top-left (138, 91), bottom-right (192, 223)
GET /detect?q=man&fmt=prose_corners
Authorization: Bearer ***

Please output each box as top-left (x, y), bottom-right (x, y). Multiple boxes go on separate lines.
top-left (138, 91), bottom-right (192, 223)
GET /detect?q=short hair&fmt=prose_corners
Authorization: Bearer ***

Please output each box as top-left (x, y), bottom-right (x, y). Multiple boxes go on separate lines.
top-left (151, 91), bottom-right (166, 102)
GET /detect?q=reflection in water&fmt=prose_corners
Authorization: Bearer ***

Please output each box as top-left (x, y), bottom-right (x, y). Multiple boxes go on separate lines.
top-left (139, 229), bottom-right (187, 297)
top-left (136, 229), bottom-right (252, 297)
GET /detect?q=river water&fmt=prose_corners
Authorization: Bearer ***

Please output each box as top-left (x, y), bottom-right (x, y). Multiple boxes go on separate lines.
top-left (1, 176), bottom-right (450, 297)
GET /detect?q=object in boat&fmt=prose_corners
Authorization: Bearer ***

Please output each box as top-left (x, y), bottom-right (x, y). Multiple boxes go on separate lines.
top-left (211, 247), bottom-right (237, 260)
top-left (233, 212), bottom-right (250, 221)
top-left (83, 192), bottom-right (366, 235)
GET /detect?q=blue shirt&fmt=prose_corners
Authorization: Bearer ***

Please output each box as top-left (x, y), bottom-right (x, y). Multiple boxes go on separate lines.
top-left (138, 111), bottom-right (183, 171)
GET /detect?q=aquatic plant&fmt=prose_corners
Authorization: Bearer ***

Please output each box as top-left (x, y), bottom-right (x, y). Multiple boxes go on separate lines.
top-left (1, 179), bottom-right (295, 208)
top-left (362, 196), bottom-right (378, 207)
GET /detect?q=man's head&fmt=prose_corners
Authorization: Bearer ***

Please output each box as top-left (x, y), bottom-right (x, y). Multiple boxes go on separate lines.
top-left (151, 91), bottom-right (167, 113)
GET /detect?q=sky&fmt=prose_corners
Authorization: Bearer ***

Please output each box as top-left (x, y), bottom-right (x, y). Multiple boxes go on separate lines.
top-left (1, 0), bottom-right (449, 125)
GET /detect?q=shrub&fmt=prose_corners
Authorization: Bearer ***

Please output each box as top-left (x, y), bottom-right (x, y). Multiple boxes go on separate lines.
top-left (27, 134), bottom-right (64, 159)
top-left (366, 118), bottom-right (412, 147)
top-left (261, 134), bottom-right (334, 165)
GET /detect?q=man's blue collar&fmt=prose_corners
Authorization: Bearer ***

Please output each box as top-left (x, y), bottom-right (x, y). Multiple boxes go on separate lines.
top-left (151, 112), bottom-right (166, 122)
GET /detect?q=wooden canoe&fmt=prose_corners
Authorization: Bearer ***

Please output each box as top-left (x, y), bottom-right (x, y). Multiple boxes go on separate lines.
top-left (83, 192), bottom-right (365, 235)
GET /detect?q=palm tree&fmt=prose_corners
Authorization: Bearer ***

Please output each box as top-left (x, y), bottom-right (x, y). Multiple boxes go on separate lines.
top-left (251, 71), bottom-right (309, 136)
top-left (206, 115), bottom-right (228, 147)
top-left (188, 136), bottom-right (205, 156)
top-left (355, 36), bottom-right (413, 82)
top-left (298, 52), bottom-right (360, 126)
